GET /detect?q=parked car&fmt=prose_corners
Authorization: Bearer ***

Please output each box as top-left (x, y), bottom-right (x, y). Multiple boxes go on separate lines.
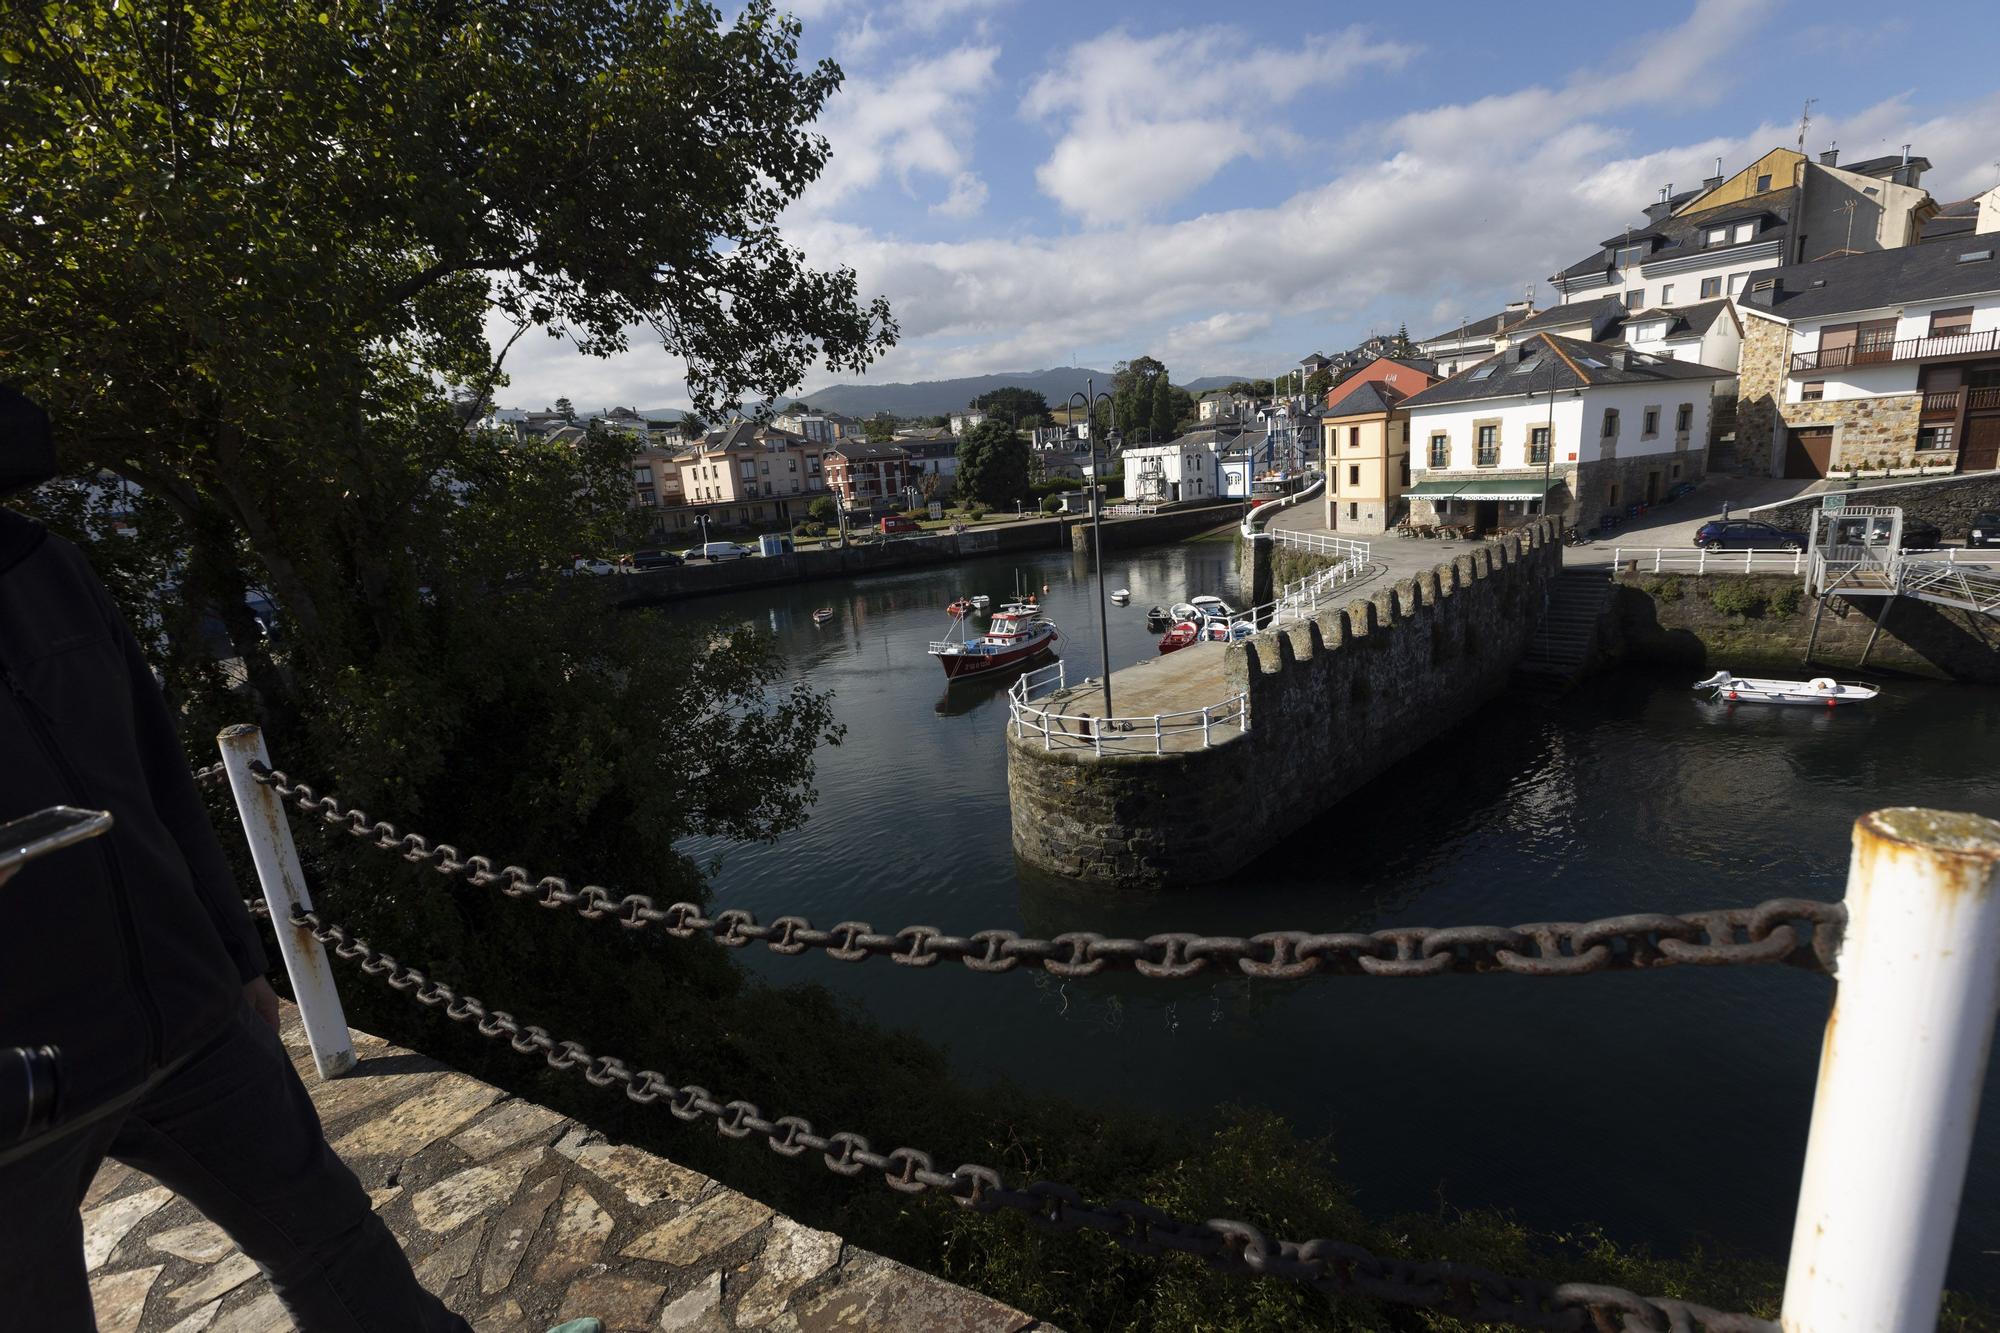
top-left (878, 515), bottom-right (921, 536)
top-left (570, 556), bottom-right (626, 576)
top-left (1693, 520), bottom-right (1807, 551)
top-left (1970, 512), bottom-right (2000, 550)
top-left (681, 541), bottom-right (753, 562)
top-left (627, 548), bottom-right (684, 570)
top-left (1898, 519), bottom-right (1943, 550)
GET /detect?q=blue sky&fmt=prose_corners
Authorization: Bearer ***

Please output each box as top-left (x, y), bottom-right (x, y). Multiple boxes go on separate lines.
top-left (499, 0), bottom-right (2000, 411)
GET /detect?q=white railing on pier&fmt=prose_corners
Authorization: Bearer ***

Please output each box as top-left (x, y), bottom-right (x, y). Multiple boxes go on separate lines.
top-left (1265, 528), bottom-right (1371, 563)
top-left (1612, 546), bottom-right (1809, 575)
top-left (1006, 660), bottom-right (1248, 755)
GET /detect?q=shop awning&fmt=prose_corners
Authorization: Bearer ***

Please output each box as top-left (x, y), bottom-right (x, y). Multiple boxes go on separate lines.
top-left (1406, 478), bottom-right (1557, 501)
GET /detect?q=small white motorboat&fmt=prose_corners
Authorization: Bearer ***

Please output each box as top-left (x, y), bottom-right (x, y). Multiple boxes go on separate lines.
top-left (1110, 588), bottom-right (1131, 604)
top-left (970, 594), bottom-right (990, 608)
top-left (1695, 670), bottom-right (1879, 707)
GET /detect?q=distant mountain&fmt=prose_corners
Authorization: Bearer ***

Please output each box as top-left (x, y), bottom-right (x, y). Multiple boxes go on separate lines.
top-left (780, 367), bottom-right (1257, 419)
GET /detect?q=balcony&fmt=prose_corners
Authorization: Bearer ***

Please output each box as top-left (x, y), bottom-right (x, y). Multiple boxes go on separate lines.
top-left (1790, 327), bottom-right (1999, 373)
top-left (1475, 447), bottom-right (1499, 467)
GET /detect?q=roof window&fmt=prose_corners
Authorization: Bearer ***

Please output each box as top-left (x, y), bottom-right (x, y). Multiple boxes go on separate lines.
top-left (1470, 363), bottom-right (1499, 380)
top-left (1577, 355), bottom-right (1607, 368)
top-left (1959, 249), bottom-right (1994, 264)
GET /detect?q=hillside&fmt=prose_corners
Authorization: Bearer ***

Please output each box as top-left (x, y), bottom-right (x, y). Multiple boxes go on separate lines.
top-left (773, 368), bottom-right (1252, 419)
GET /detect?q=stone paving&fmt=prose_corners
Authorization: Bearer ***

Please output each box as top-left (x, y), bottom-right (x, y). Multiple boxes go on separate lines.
top-left (82, 1007), bottom-right (1052, 1333)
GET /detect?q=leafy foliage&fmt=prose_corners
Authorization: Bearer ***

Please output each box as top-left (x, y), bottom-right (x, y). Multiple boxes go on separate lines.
top-left (955, 419), bottom-right (1031, 507)
top-left (1112, 356), bottom-right (1169, 440)
top-left (1304, 367), bottom-right (1335, 402)
top-left (1226, 378), bottom-right (1276, 398)
top-left (971, 386), bottom-right (1050, 428)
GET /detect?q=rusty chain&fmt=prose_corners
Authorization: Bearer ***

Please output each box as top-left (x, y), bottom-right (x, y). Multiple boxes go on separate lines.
top-left (255, 899), bottom-right (1774, 1333)
top-left (248, 763), bottom-right (1844, 980)
top-left (193, 762), bottom-right (227, 787)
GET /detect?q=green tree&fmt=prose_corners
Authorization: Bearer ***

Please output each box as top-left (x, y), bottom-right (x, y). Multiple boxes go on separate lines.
top-left (807, 494), bottom-right (839, 524)
top-left (1112, 356), bottom-right (1168, 440)
top-left (1149, 374), bottom-right (1176, 441)
top-left (955, 419), bottom-right (1031, 507)
top-left (1225, 378), bottom-right (1275, 398)
top-left (864, 412), bottom-right (898, 442)
top-left (1303, 367), bottom-right (1334, 402)
top-left (971, 386), bottom-right (1049, 429)
top-left (1, 0), bottom-right (891, 893)
top-left (1389, 320), bottom-right (1417, 359)
top-left (554, 396), bottom-right (578, 422)
top-left (679, 413), bottom-right (709, 441)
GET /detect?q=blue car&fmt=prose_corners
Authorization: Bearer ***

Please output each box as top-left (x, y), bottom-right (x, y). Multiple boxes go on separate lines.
top-left (1693, 519), bottom-right (1807, 551)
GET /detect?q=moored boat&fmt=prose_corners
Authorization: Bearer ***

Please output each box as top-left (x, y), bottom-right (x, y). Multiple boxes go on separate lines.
top-left (946, 597), bottom-right (974, 618)
top-left (1110, 588), bottom-right (1130, 604)
top-left (970, 594), bottom-right (991, 608)
top-left (930, 598), bottom-right (1059, 679)
top-left (811, 608), bottom-right (834, 624)
top-left (1695, 670), bottom-right (1879, 707)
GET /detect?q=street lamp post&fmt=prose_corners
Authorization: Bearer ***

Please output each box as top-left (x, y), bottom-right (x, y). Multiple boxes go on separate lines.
top-left (1067, 383), bottom-right (1115, 721)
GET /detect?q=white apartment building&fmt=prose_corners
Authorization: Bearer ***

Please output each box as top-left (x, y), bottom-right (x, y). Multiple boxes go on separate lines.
top-left (1120, 429), bottom-right (1238, 503)
top-left (1402, 334), bottom-right (1729, 532)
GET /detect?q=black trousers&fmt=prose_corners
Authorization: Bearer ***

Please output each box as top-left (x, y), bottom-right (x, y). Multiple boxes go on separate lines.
top-left (0, 1003), bottom-right (472, 1332)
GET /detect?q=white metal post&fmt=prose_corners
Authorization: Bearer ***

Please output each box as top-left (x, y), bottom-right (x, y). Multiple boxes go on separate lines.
top-left (217, 724), bottom-right (356, 1079)
top-left (1782, 807), bottom-right (2000, 1331)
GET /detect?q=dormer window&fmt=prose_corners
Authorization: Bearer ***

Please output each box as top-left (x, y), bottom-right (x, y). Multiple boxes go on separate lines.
top-left (1706, 227), bottom-right (1728, 246)
top-left (1755, 174), bottom-right (1772, 192)
top-left (1617, 244), bottom-right (1646, 268)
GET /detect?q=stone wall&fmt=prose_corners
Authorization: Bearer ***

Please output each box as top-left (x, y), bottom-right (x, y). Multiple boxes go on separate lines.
top-left (1067, 501), bottom-right (1240, 553)
top-left (1752, 470), bottom-right (2000, 538)
top-left (1007, 521), bottom-right (1561, 886)
top-left (1609, 572), bottom-right (2000, 682)
top-left (82, 1006), bottom-right (1050, 1332)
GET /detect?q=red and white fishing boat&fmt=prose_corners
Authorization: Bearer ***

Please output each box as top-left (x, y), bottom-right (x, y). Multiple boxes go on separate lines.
top-left (929, 597), bottom-right (1059, 680)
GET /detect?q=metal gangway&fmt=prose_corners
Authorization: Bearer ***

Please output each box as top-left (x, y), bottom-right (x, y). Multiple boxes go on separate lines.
top-left (1807, 504), bottom-right (2000, 615)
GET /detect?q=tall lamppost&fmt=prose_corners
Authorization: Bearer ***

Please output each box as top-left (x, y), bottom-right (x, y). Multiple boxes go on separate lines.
top-left (1067, 383), bottom-right (1115, 720)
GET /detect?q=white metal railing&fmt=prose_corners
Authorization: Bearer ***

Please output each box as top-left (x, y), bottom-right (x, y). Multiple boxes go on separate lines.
top-left (1265, 528), bottom-right (1371, 563)
top-left (1612, 546), bottom-right (1809, 575)
top-left (1006, 660), bottom-right (1249, 754)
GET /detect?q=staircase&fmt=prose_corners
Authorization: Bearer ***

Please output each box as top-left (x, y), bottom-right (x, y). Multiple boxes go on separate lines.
top-left (1518, 568), bottom-right (1614, 683)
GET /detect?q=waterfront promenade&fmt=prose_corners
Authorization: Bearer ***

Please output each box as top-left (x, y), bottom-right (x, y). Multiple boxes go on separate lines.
top-left (81, 1006), bottom-right (1049, 1333)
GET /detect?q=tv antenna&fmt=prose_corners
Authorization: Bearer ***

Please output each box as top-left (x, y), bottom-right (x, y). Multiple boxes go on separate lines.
top-left (1797, 98), bottom-right (1817, 151)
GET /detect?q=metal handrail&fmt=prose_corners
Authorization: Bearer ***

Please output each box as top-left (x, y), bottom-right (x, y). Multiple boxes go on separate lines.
top-left (1611, 546), bottom-right (1808, 575)
top-left (1789, 326), bottom-right (1999, 373)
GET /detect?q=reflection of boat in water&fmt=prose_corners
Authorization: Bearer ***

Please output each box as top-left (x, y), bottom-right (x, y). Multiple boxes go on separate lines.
top-left (933, 655), bottom-right (1053, 716)
top-left (930, 598), bottom-right (1059, 679)
top-left (811, 608), bottom-right (834, 624)
top-left (1695, 670), bottom-right (1879, 707)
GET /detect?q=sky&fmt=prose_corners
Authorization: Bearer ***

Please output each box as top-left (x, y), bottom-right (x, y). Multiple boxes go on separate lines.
top-left (494, 0), bottom-right (2000, 413)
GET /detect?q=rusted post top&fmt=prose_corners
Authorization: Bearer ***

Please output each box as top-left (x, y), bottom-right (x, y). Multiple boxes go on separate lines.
top-left (1860, 807), bottom-right (2000, 864)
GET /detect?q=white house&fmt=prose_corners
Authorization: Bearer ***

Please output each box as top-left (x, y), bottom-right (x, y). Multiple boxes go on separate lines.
top-left (1120, 428), bottom-right (1239, 503)
top-left (948, 409), bottom-right (989, 436)
top-left (1416, 301), bottom-right (1536, 377)
top-left (1401, 333), bottom-right (1730, 533)
top-left (1621, 298), bottom-right (1743, 369)
top-left (1734, 241), bottom-right (2000, 477)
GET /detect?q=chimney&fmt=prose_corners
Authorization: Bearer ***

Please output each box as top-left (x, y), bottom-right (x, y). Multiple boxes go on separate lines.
top-left (1702, 156), bottom-right (1725, 190)
top-left (1819, 144), bottom-right (1839, 167)
top-left (1901, 143), bottom-right (1911, 164)
top-left (1746, 276), bottom-right (1781, 309)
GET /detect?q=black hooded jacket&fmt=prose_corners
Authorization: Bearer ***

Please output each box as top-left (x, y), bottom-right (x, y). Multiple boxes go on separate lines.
top-left (0, 509), bottom-right (268, 1140)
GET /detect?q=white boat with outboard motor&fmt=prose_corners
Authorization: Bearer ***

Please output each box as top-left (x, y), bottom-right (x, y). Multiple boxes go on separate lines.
top-left (1694, 671), bottom-right (1879, 707)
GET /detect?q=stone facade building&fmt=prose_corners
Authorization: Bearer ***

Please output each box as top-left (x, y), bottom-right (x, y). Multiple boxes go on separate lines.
top-left (1734, 241), bottom-right (2000, 477)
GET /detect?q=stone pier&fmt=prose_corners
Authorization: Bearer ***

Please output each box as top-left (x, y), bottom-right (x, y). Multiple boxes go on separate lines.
top-left (80, 1007), bottom-right (1051, 1332)
top-left (1007, 521), bottom-right (1562, 886)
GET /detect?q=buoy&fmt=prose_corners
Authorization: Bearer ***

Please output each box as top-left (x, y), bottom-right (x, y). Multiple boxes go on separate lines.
top-left (1726, 691), bottom-right (1738, 700)
top-left (1042, 583), bottom-right (1049, 593)
top-left (1826, 698), bottom-right (1837, 708)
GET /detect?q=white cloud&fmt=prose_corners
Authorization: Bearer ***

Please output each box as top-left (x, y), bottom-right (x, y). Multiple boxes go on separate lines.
top-left (1025, 25), bottom-right (1415, 225)
top-left (489, 1), bottom-right (1999, 408)
top-left (794, 43), bottom-right (999, 217)
top-left (931, 171), bottom-right (990, 219)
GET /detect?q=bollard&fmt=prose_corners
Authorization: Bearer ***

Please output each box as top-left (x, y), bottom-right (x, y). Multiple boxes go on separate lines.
top-left (217, 725), bottom-right (356, 1078)
top-left (1782, 808), bottom-right (2000, 1331)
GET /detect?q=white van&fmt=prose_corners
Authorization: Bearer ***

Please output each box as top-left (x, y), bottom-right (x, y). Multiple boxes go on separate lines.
top-left (682, 541), bottom-right (753, 562)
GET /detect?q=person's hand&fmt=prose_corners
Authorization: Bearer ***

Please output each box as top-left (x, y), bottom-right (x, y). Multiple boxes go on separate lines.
top-left (244, 976), bottom-right (281, 1033)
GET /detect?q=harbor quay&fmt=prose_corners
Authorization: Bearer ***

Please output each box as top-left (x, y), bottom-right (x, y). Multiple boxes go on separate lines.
top-left (1006, 520), bottom-right (1561, 886)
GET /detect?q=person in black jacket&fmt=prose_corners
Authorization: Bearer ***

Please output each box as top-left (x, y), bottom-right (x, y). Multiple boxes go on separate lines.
top-left (0, 386), bottom-right (477, 1331)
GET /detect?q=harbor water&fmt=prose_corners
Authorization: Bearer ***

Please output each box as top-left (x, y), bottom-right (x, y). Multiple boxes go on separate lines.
top-left (672, 537), bottom-right (2000, 1296)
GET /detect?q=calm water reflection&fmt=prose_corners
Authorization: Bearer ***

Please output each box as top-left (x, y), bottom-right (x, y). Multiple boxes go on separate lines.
top-left (672, 540), bottom-right (2000, 1294)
